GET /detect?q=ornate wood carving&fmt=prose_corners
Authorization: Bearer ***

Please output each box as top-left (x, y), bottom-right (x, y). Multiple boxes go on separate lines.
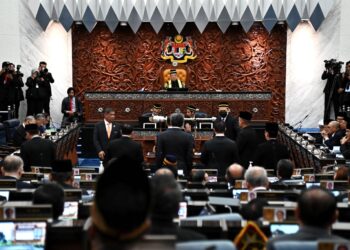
top-left (73, 22), bottom-right (286, 121)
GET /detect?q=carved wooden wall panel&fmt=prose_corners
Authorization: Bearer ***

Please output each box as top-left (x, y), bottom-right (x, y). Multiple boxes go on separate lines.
top-left (73, 22), bottom-right (286, 121)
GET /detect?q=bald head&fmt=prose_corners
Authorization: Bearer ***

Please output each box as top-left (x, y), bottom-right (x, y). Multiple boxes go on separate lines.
top-left (244, 166), bottom-right (268, 191)
top-left (155, 168), bottom-right (174, 177)
top-left (226, 163), bottom-right (244, 183)
top-left (297, 187), bottom-right (337, 228)
top-left (328, 121), bottom-right (340, 134)
top-left (1, 155), bottom-right (24, 179)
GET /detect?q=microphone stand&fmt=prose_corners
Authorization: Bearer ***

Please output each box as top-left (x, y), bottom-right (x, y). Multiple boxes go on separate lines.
top-left (291, 113), bottom-right (310, 131)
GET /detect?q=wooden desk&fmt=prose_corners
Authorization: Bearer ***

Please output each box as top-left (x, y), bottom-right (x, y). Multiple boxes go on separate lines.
top-left (84, 91), bottom-right (273, 123)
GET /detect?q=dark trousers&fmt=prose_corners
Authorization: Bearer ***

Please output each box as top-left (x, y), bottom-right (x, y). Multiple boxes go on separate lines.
top-left (27, 99), bottom-right (43, 116)
top-left (43, 97), bottom-right (50, 115)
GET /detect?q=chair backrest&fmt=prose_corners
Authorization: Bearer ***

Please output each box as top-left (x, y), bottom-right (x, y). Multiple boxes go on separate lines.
top-left (176, 240), bottom-right (236, 250)
top-left (161, 67), bottom-right (189, 88)
top-left (0, 122), bottom-right (6, 145)
top-left (3, 119), bottom-right (20, 143)
top-left (272, 241), bottom-right (317, 250)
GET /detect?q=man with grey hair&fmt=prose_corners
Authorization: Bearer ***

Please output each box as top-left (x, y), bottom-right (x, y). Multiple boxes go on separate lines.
top-left (244, 166), bottom-right (269, 191)
top-left (13, 116), bottom-right (36, 146)
top-left (156, 113), bottom-right (194, 176)
top-left (322, 120), bottom-right (343, 150)
top-left (0, 155), bottom-right (34, 189)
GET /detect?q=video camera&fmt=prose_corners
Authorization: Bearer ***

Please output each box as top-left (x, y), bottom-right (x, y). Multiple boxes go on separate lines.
top-left (324, 59), bottom-right (344, 74)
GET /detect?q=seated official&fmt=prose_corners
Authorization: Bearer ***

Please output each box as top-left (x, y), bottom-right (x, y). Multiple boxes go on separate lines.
top-left (50, 160), bottom-right (75, 189)
top-left (266, 187), bottom-right (345, 249)
top-left (139, 104), bottom-right (165, 128)
top-left (269, 159), bottom-right (294, 189)
top-left (0, 155), bottom-right (34, 189)
top-left (244, 166), bottom-right (269, 192)
top-left (13, 115), bottom-right (36, 147)
top-left (149, 174), bottom-right (206, 242)
top-left (33, 183), bottom-right (64, 222)
top-left (340, 122), bottom-right (350, 159)
top-left (61, 87), bottom-right (83, 126)
top-left (322, 121), bottom-right (343, 149)
top-left (225, 163), bottom-right (245, 187)
top-left (164, 69), bottom-right (185, 89)
top-left (85, 157), bottom-right (151, 249)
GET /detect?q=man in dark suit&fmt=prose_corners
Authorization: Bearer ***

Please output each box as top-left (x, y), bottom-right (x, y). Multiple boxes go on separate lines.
top-left (20, 124), bottom-right (56, 172)
top-left (104, 124), bottom-right (144, 167)
top-left (139, 103), bottom-right (165, 129)
top-left (322, 121), bottom-right (343, 149)
top-left (149, 174), bottom-right (206, 241)
top-left (50, 160), bottom-right (75, 189)
top-left (201, 120), bottom-right (240, 176)
top-left (61, 87), bottom-right (83, 126)
top-left (237, 111), bottom-right (257, 168)
top-left (0, 155), bottom-right (34, 189)
top-left (253, 122), bottom-right (290, 173)
top-left (93, 108), bottom-right (121, 160)
top-left (216, 102), bottom-right (240, 141)
top-left (13, 115), bottom-right (36, 147)
top-left (156, 113), bottom-right (193, 176)
top-left (37, 61), bottom-right (54, 115)
top-left (267, 187), bottom-right (345, 250)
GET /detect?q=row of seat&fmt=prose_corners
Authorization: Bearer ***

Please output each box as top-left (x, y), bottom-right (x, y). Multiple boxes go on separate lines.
top-left (0, 118), bottom-right (20, 145)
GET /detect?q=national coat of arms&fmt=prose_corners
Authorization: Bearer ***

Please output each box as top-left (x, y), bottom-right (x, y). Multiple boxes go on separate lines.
top-left (161, 35), bottom-right (196, 64)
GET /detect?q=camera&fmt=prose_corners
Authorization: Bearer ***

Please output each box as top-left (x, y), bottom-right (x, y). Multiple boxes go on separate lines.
top-left (38, 68), bottom-right (48, 78)
top-left (324, 59), bottom-right (336, 69)
top-left (324, 59), bottom-right (344, 74)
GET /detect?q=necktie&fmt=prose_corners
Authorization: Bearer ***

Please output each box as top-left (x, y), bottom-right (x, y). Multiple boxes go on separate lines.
top-left (107, 123), bottom-right (111, 139)
top-left (70, 98), bottom-right (73, 112)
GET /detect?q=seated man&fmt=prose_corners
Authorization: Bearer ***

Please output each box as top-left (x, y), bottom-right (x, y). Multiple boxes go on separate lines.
top-left (33, 183), bottom-right (64, 222)
top-left (139, 104), bottom-right (165, 128)
top-left (225, 163), bottom-right (245, 187)
top-left (267, 187), bottom-right (345, 249)
top-left (13, 115), bottom-right (36, 147)
top-left (149, 174), bottom-right (206, 241)
top-left (244, 166), bottom-right (269, 192)
top-left (0, 155), bottom-right (34, 189)
top-left (322, 121), bottom-right (343, 150)
top-left (164, 69), bottom-right (185, 89)
top-left (50, 160), bottom-right (75, 189)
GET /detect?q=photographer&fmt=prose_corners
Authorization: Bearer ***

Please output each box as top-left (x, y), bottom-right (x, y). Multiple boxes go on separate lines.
top-left (7, 63), bottom-right (24, 118)
top-left (25, 69), bottom-right (42, 116)
top-left (322, 59), bottom-right (343, 122)
top-left (0, 61), bottom-right (10, 111)
top-left (0, 62), bottom-right (24, 117)
top-left (37, 61), bottom-right (54, 115)
top-left (339, 61), bottom-right (350, 110)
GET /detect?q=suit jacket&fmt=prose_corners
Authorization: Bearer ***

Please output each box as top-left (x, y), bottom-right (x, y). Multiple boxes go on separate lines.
top-left (216, 114), bottom-right (240, 141)
top-left (341, 142), bottom-right (350, 159)
top-left (0, 175), bottom-right (34, 189)
top-left (201, 136), bottom-right (240, 176)
top-left (324, 130), bottom-right (343, 149)
top-left (20, 137), bottom-right (56, 172)
top-left (93, 121), bottom-right (121, 154)
top-left (237, 126), bottom-right (258, 168)
top-left (253, 139), bottom-right (290, 172)
top-left (13, 124), bottom-right (26, 147)
top-left (267, 226), bottom-right (345, 250)
top-left (156, 128), bottom-right (193, 176)
top-left (104, 136), bottom-right (144, 166)
top-left (61, 96), bottom-right (83, 117)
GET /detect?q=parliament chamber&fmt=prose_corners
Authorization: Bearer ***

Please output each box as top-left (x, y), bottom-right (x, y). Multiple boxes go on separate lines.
top-left (2, 0), bottom-right (350, 249)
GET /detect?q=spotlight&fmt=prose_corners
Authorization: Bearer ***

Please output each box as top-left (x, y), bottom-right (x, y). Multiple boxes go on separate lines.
top-left (75, 21), bottom-right (82, 25)
top-left (120, 22), bottom-right (128, 26)
top-left (232, 21), bottom-right (239, 26)
top-left (277, 21), bottom-right (285, 25)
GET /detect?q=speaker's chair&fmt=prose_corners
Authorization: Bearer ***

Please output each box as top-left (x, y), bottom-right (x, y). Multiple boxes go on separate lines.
top-left (162, 68), bottom-right (188, 89)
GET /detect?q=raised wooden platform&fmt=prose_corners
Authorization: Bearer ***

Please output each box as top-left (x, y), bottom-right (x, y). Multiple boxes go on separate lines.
top-left (83, 91), bottom-right (273, 123)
